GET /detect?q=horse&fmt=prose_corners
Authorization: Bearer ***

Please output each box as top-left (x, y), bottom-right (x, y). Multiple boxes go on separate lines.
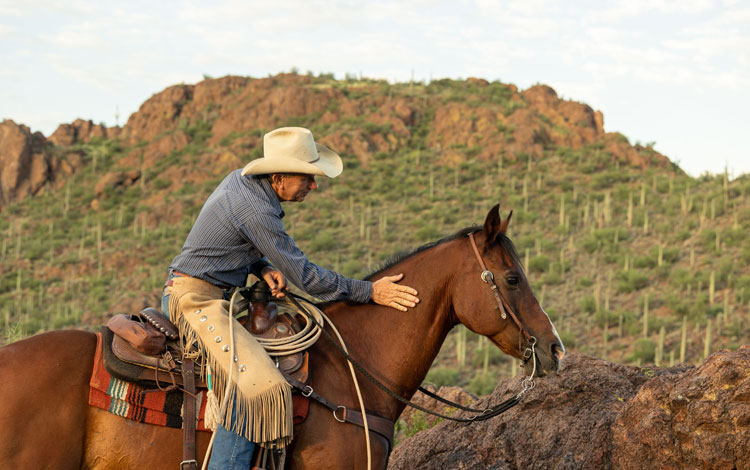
top-left (0, 205), bottom-right (564, 469)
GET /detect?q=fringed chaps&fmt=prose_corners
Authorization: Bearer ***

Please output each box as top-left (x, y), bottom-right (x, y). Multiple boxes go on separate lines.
top-left (165, 276), bottom-right (293, 447)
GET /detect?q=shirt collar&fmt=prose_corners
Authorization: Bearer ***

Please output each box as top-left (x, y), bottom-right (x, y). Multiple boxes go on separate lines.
top-left (254, 175), bottom-right (285, 219)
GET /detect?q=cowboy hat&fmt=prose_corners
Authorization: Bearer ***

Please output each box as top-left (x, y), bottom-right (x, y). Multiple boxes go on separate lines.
top-left (241, 127), bottom-right (343, 178)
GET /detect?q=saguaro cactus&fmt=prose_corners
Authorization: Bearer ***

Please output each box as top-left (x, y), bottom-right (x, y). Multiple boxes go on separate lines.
top-left (655, 326), bottom-right (666, 366)
top-left (559, 194), bottom-right (565, 227)
top-left (704, 319), bottom-right (712, 360)
top-left (680, 316), bottom-right (687, 364)
top-left (456, 326), bottom-right (466, 367)
top-left (627, 192), bottom-right (633, 228)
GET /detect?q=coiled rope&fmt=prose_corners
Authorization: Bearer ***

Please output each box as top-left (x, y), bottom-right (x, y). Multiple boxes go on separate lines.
top-left (200, 290), bottom-right (373, 470)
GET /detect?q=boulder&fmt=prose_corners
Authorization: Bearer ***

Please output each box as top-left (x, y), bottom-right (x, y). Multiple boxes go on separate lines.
top-left (49, 119), bottom-right (119, 146)
top-left (612, 345), bottom-right (750, 470)
top-left (122, 84), bottom-right (195, 145)
top-left (93, 170), bottom-right (141, 197)
top-left (467, 77), bottom-right (490, 87)
top-left (0, 120), bottom-right (56, 207)
top-left (396, 385), bottom-right (478, 443)
top-left (389, 349), bottom-right (749, 469)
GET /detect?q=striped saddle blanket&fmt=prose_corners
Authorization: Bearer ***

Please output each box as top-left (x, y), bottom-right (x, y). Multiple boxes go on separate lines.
top-left (88, 332), bottom-right (210, 431)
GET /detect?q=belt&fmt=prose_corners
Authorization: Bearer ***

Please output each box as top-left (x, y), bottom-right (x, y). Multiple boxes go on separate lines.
top-left (164, 271), bottom-right (234, 292)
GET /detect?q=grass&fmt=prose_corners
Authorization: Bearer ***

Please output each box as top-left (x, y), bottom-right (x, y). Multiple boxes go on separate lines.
top-left (1, 74), bottom-right (749, 396)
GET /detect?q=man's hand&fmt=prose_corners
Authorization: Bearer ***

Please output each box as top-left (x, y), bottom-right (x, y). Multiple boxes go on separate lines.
top-left (261, 267), bottom-right (287, 298)
top-left (371, 273), bottom-right (420, 312)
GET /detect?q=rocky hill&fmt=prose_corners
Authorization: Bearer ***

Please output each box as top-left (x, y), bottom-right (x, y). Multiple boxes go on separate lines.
top-left (1, 72), bottom-right (748, 396)
top-left (0, 73), bottom-right (673, 211)
top-left (390, 346), bottom-right (750, 469)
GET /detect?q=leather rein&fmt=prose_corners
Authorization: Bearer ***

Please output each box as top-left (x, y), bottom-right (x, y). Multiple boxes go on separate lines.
top-left (284, 231), bottom-right (539, 430)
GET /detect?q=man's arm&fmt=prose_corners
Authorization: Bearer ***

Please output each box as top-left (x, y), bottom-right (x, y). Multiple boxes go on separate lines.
top-left (241, 211), bottom-right (419, 310)
top-left (239, 211), bottom-right (372, 303)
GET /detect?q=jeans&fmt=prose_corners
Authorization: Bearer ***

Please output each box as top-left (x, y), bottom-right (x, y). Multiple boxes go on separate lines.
top-left (161, 271), bottom-right (256, 468)
top-left (208, 413), bottom-right (256, 470)
top-left (160, 271), bottom-right (176, 319)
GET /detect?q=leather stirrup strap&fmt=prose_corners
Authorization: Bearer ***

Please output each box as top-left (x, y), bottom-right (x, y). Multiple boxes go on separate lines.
top-left (339, 407), bottom-right (395, 456)
top-left (283, 372), bottom-right (395, 454)
top-left (181, 358), bottom-right (198, 470)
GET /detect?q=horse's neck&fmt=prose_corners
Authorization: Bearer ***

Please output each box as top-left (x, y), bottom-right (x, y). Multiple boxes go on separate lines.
top-left (323, 241), bottom-right (458, 417)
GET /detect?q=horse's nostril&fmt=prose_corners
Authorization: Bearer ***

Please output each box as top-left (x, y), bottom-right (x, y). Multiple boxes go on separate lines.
top-left (551, 343), bottom-right (565, 363)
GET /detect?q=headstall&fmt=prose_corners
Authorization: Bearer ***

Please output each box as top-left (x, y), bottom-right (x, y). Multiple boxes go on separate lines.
top-left (468, 232), bottom-right (535, 354)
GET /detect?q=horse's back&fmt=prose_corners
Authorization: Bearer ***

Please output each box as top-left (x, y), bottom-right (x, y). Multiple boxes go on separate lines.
top-left (0, 330), bottom-right (96, 469)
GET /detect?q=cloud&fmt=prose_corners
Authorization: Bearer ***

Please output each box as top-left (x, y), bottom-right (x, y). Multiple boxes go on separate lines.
top-left (583, 0), bottom-right (714, 23)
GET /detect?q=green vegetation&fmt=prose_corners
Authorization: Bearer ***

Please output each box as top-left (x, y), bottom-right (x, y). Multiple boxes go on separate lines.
top-left (2, 75), bottom-right (749, 413)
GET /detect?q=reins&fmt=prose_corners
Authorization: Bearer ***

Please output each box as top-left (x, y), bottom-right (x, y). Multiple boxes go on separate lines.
top-left (284, 231), bottom-right (540, 424)
top-left (287, 293), bottom-right (533, 423)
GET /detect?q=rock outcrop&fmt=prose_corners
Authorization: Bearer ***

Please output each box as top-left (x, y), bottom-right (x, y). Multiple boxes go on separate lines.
top-left (3, 74), bottom-right (677, 211)
top-left (612, 346), bottom-right (750, 470)
top-left (93, 170), bottom-right (141, 197)
top-left (107, 74), bottom-right (674, 173)
top-left (49, 118), bottom-right (120, 147)
top-left (389, 347), bottom-right (750, 469)
top-left (0, 120), bottom-right (57, 207)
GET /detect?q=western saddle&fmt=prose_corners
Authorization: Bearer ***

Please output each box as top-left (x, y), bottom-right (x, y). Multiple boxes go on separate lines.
top-left (103, 282), bottom-right (308, 470)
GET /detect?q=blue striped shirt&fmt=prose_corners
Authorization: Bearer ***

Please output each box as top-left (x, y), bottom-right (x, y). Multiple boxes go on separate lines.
top-left (170, 170), bottom-right (372, 303)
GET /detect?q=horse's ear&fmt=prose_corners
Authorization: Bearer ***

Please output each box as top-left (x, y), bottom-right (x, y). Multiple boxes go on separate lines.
top-left (483, 204), bottom-right (503, 242)
top-left (499, 210), bottom-right (513, 234)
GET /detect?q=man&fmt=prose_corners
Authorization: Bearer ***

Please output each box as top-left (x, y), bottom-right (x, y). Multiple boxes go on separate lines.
top-left (163, 127), bottom-right (420, 469)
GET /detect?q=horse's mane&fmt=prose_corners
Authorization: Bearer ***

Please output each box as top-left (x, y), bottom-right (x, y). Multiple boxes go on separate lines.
top-left (363, 225), bottom-right (523, 281)
top-left (315, 226), bottom-right (522, 309)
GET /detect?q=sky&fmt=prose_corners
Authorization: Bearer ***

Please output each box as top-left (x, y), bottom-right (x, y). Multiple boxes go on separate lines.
top-left (1, 0), bottom-right (749, 177)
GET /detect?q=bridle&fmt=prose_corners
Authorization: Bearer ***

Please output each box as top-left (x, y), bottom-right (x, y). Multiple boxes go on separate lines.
top-left (279, 231), bottom-right (541, 436)
top-left (468, 232), bottom-right (538, 378)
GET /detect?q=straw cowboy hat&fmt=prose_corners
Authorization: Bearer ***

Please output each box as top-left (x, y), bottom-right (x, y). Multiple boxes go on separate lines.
top-left (241, 127), bottom-right (343, 178)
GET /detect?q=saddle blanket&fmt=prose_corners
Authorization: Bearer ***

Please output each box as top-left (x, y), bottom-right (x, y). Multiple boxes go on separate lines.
top-left (88, 332), bottom-right (210, 431)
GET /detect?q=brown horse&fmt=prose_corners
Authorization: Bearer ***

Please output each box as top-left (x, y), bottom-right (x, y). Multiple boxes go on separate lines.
top-left (0, 206), bottom-right (564, 469)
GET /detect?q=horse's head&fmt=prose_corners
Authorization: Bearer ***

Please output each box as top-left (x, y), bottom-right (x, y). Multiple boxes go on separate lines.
top-left (451, 205), bottom-right (565, 377)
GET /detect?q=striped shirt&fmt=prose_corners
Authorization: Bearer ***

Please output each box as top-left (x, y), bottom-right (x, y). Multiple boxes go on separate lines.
top-left (170, 169), bottom-right (372, 303)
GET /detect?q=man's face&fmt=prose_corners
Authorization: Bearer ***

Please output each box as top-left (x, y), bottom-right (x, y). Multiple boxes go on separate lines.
top-left (273, 173), bottom-right (318, 202)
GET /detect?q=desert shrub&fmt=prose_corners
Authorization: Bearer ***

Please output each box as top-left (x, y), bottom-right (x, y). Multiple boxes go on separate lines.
top-left (579, 295), bottom-right (596, 314)
top-left (471, 346), bottom-right (505, 368)
top-left (415, 225), bottom-right (440, 242)
top-left (467, 373), bottom-right (497, 396)
top-left (741, 246), bottom-right (750, 265)
top-left (559, 330), bottom-right (577, 349)
top-left (633, 255), bottom-right (656, 269)
top-left (309, 230), bottom-right (337, 252)
top-left (340, 259), bottom-right (363, 278)
top-left (629, 338), bottom-right (656, 364)
top-left (528, 255), bottom-right (549, 273)
top-left (616, 270), bottom-right (649, 293)
top-left (425, 367), bottom-right (460, 387)
top-left (595, 310), bottom-right (618, 328)
top-left (396, 410), bottom-right (433, 440)
top-left (540, 271), bottom-right (563, 285)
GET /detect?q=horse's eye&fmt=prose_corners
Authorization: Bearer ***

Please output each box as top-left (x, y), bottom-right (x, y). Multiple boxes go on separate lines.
top-left (507, 276), bottom-right (519, 286)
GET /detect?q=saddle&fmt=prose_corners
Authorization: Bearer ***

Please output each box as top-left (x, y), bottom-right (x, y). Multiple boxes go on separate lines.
top-left (103, 283), bottom-right (309, 470)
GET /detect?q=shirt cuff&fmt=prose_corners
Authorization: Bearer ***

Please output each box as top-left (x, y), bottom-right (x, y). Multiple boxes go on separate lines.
top-left (349, 279), bottom-right (373, 303)
top-left (250, 259), bottom-right (272, 278)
